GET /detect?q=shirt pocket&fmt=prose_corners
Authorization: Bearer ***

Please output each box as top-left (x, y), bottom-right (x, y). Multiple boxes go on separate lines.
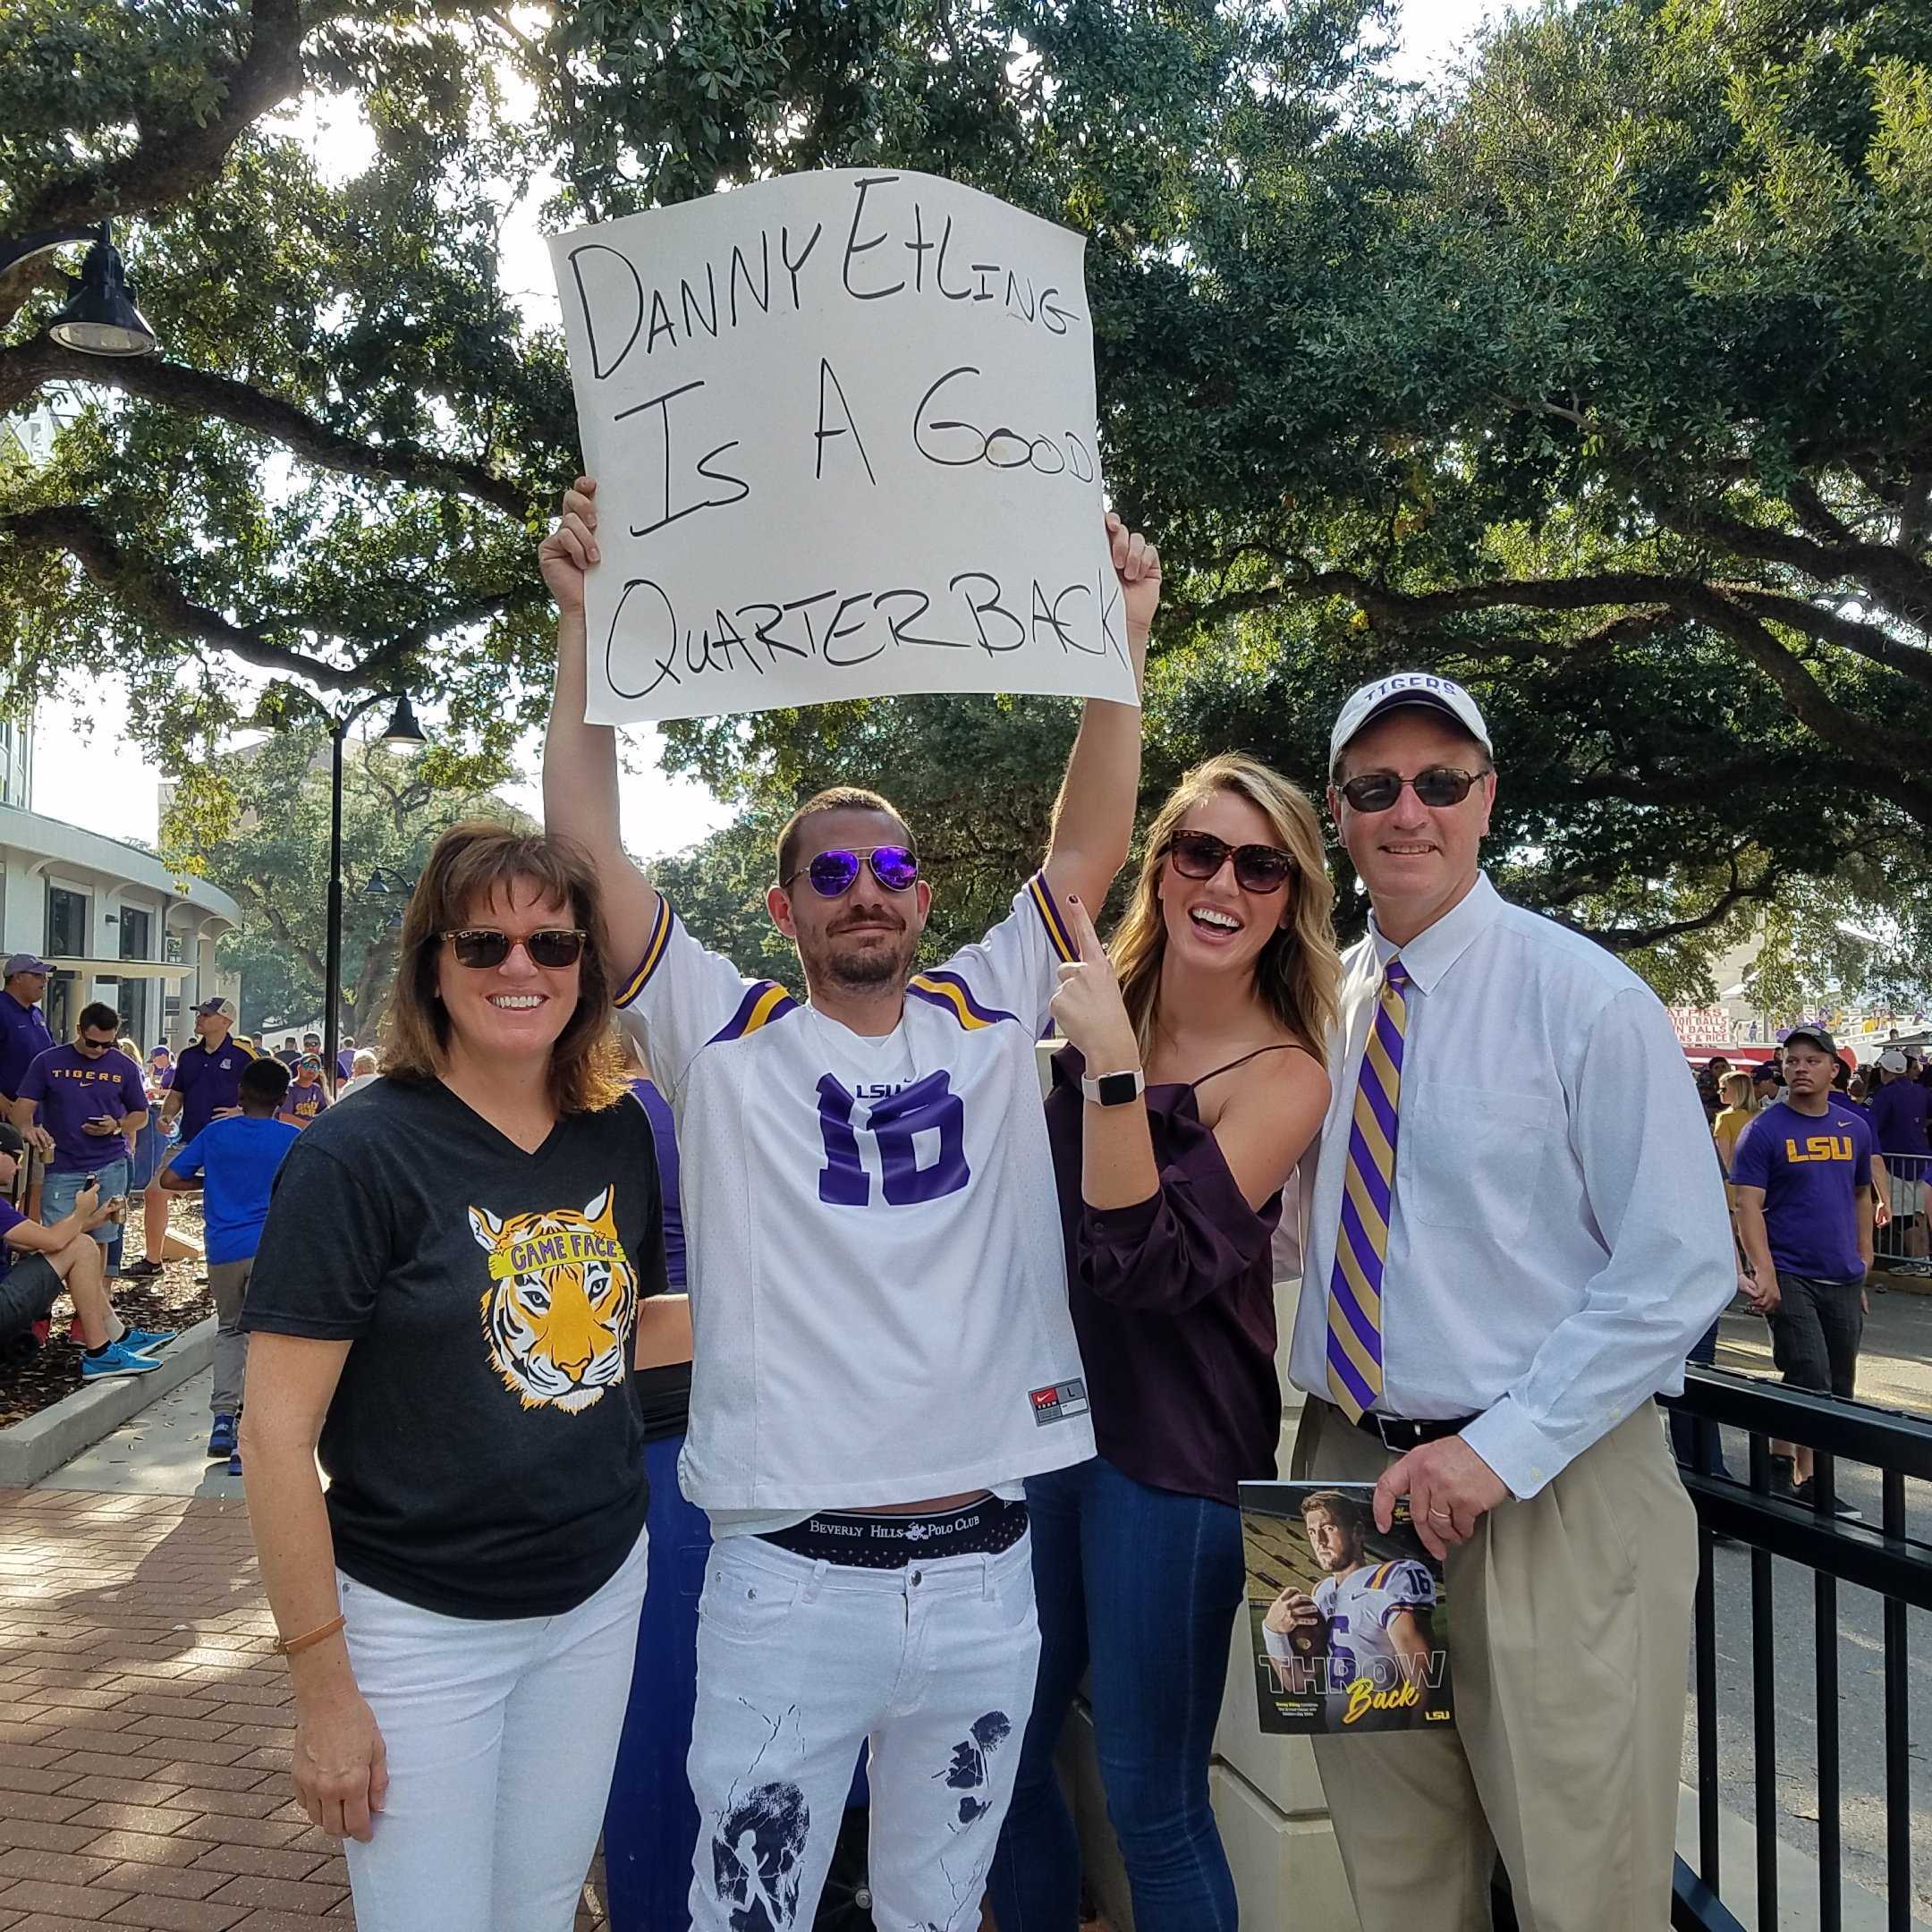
top-left (1398, 1085), bottom-right (1555, 1241)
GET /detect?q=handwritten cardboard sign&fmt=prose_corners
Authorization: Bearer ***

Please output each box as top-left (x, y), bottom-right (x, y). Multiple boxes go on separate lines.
top-left (547, 169), bottom-right (1134, 724)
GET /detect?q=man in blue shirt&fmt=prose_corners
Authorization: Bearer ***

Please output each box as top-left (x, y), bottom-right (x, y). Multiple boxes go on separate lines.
top-left (12, 1003), bottom-right (149, 1280)
top-left (160, 996), bottom-right (255, 1145)
top-left (160, 1056), bottom-right (300, 1472)
top-left (0, 953), bottom-right (55, 1215)
top-left (1731, 1026), bottom-right (1874, 1513)
top-left (1868, 1047), bottom-right (1930, 1264)
top-left (0, 1123), bottom-right (165, 1379)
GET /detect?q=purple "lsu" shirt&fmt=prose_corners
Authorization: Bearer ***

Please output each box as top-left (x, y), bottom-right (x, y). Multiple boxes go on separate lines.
top-left (1730, 1100), bottom-right (1874, 1282)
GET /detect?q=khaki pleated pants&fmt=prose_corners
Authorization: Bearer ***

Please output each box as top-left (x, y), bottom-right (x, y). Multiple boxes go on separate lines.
top-left (1291, 1399), bottom-right (1696, 1932)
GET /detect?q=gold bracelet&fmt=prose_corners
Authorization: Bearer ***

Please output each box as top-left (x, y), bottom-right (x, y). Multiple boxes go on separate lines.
top-left (272, 1614), bottom-right (346, 1658)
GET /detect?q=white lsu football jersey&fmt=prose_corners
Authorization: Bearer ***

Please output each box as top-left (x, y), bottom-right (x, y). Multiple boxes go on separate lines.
top-left (618, 874), bottom-right (1097, 1521)
top-left (1313, 1558), bottom-right (1436, 1688)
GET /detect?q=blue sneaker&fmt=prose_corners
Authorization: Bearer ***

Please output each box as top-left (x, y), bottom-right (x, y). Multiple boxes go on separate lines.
top-left (123, 1326), bottom-right (176, 1357)
top-left (227, 1447), bottom-right (242, 1479)
top-left (208, 1413), bottom-right (238, 1459)
top-left (81, 1338), bottom-right (162, 1382)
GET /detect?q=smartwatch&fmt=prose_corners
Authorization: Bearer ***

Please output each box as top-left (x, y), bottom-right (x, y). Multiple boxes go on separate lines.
top-left (1080, 1067), bottom-right (1147, 1107)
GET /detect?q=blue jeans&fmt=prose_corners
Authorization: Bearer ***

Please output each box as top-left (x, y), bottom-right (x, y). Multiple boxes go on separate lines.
top-left (1668, 1318), bottom-right (1731, 1479)
top-left (44, 1154), bottom-right (129, 1276)
top-left (602, 1432), bottom-right (710, 1932)
top-left (987, 1456), bottom-right (1245, 1932)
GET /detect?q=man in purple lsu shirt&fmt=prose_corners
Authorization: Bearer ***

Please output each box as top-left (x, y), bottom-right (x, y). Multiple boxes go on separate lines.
top-left (1730, 1025), bottom-right (1873, 1513)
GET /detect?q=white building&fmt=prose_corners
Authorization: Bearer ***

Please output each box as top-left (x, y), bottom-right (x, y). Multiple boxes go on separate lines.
top-left (0, 712), bottom-right (240, 1048)
top-left (1, 399), bottom-right (243, 1042)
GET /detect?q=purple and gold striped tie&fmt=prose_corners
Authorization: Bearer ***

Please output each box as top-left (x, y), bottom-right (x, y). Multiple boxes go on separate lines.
top-left (1326, 956), bottom-right (1409, 1422)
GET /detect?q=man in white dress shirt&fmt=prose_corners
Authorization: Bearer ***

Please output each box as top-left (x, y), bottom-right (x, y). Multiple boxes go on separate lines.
top-left (1288, 672), bottom-right (1733, 1932)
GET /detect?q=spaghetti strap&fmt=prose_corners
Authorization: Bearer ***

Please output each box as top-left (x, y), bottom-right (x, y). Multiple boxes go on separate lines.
top-left (1193, 1041), bottom-right (1318, 1089)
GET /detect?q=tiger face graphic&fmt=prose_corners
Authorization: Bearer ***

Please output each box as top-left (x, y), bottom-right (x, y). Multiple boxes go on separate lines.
top-left (467, 1189), bottom-right (638, 1413)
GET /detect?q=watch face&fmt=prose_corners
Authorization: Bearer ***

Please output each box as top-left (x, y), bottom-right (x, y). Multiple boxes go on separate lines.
top-left (1096, 1072), bottom-right (1140, 1106)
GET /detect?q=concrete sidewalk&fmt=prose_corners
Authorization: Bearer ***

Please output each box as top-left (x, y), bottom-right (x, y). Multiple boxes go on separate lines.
top-left (0, 1368), bottom-right (610, 1931)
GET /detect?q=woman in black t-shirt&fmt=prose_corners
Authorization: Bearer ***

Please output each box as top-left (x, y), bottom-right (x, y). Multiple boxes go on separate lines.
top-left (242, 823), bottom-right (665, 1932)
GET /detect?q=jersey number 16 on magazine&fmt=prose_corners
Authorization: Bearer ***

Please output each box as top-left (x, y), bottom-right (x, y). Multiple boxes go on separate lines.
top-left (1239, 1480), bottom-right (1453, 1736)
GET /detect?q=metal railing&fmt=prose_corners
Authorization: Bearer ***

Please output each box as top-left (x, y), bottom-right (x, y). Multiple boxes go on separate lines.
top-left (1873, 1144), bottom-right (1929, 1276)
top-left (1660, 1366), bottom-right (1932, 1932)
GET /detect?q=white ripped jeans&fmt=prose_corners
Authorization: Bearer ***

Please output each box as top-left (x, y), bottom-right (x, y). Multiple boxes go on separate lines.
top-left (684, 1530), bottom-right (1042, 1932)
top-left (336, 1527), bottom-right (649, 1932)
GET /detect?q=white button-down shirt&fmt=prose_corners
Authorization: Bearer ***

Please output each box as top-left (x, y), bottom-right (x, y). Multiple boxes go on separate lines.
top-left (1289, 873), bottom-right (1734, 1497)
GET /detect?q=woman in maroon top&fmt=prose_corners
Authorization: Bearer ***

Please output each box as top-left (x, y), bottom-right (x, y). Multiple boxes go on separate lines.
top-left (988, 754), bottom-right (1339, 1932)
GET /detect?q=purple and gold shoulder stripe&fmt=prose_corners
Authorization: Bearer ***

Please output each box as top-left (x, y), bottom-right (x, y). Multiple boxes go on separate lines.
top-left (1027, 872), bottom-right (1079, 963)
top-left (616, 896), bottom-right (677, 1009)
top-left (910, 970), bottom-right (1017, 1031)
top-left (708, 980), bottom-right (800, 1045)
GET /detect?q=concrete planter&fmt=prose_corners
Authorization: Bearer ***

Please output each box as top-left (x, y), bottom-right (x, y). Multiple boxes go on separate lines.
top-left (0, 1315), bottom-right (216, 1487)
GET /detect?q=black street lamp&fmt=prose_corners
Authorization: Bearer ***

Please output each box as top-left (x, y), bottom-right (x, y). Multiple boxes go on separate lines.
top-left (359, 866), bottom-right (419, 937)
top-left (1, 223), bottom-right (157, 358)
top-left (322, 693), bottom-right (427, 1085)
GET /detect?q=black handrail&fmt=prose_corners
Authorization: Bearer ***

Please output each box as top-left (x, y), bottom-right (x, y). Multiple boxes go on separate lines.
top-left (1660, 1365), bottom-right (1923, 1932)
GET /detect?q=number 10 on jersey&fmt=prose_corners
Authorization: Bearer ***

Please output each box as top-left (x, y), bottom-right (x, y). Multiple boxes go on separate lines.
top-left (817, 1073), bottom-right (971, 1207)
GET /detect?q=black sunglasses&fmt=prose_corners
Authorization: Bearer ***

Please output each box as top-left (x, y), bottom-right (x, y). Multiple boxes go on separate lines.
top-left (782, 845), bottom-right (921, 898)
top-left (1165, 829), bottom-right (1298, 894)
top-left (1337, 767), bottom-right (1490, 813)
top-left (442, 928), bottom-right (588, 970)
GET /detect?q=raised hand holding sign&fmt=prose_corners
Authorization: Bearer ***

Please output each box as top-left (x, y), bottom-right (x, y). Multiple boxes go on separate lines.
top-left (547, 168), bottom-right (1138, 724)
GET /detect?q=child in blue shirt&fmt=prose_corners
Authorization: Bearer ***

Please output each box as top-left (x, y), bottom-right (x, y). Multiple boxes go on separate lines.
top-left (161, 1057), bottom-right (301, 1473)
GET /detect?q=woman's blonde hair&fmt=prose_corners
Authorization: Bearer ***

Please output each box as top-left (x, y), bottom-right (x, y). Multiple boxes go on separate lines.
top-left (382, 822), bottom-right (629, 1115)
top-left (1109, 755), bottom-right (1343, 1060)
top-left (1723, 1071), bottom-right (1753, 1107)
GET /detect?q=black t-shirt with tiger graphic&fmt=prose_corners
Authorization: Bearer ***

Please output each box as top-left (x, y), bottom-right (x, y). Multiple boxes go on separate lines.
top-left (243, 1076), bottom-right (665, 1618)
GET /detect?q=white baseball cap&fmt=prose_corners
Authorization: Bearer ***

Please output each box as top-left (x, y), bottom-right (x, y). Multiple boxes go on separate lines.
top-left (1329, 672), bottom-right (1494, 775)
top-left (1878, 1048), bottom-right (1910, 1073)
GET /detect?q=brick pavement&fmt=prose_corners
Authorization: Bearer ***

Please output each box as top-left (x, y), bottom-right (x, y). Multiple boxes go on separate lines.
top-left (0, 1486), bottom-right (610, 1930)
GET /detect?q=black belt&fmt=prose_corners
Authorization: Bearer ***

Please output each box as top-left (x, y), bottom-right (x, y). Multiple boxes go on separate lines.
top-left (758, 1499), bottom-right (1029, 1568)
top-left (1352, 1410), bottom-right (1478, 1453)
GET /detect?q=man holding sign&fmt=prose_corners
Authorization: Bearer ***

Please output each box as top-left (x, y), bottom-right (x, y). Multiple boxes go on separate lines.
top-left (541, 476), bottom-right (1157, 1930)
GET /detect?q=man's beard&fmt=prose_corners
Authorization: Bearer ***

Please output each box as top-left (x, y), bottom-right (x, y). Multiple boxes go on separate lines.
top-left (800, 925), bottom-right (917, 994)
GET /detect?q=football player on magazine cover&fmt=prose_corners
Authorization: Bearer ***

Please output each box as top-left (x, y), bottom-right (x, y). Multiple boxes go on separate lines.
top-left (1263, 1490), bottom-right (1437, 1719)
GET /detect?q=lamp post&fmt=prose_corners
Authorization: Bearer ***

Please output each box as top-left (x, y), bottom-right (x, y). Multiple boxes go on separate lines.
top-left (1, 223), bottom-right (158, 357)
top-left (323, 693), bottom-right (426, 1086)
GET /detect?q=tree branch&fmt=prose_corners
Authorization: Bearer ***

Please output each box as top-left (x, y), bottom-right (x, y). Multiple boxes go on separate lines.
top-left (1901, 468), bottom-right (1932, 555)
top-left (0, 0), bottom-right (309, 334)
top-left (0, 341), bottom-right (534, 519)
top-left (1786, 479), bottom-right (1855, 547)
top-left (1665, 504), bottom-right (1932, 634)
top-left (3, 504), bottom-right (531, 691)
top-left (1543, 860), bottom-right (1771, 953)
top-left (0, 504), bottom-right (399, 693)
top-left (1726, 589), bottom-right (1932, 696)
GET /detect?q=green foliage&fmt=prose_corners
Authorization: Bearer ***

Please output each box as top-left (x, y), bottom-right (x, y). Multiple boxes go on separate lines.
top-left (4, 0), bottom-right (1932, 975)
top-left (160, 730), bottom-right (528, 1037)
top-left (648, 804), bottom-right (801, 994)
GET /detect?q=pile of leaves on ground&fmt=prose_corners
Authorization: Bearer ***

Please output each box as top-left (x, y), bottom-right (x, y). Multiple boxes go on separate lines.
top-left (0, 1205), bottom-right (210, 1430)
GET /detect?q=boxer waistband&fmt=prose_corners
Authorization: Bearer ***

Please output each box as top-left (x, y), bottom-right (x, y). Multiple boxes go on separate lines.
top-left (758, 1498), bottom-right (1030, 1568)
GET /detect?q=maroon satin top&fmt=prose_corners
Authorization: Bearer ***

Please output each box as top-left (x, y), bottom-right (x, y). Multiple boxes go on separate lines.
top-left (1046, 1045), bottom-right (1290, 1506)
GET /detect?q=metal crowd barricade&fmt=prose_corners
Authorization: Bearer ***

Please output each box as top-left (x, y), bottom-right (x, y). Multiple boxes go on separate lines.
top-left (1873, 1141), bottom-right (1929, 1277)
top-left (1658, 1366), bottom-right (1930, 1932)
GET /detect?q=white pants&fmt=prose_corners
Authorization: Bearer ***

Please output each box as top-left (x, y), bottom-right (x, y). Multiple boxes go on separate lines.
top-left (338, 1527), bottom-right (649, 1932)
top-left (686, 1530), bottom-right (1041, 1931)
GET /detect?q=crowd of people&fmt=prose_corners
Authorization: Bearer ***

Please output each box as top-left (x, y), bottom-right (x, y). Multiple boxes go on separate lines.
top-left (1689, 1030), bottom-right (1932, 1513)
top-left (83, 478), bottom-right (1729, 1932)
top-left (0, 979), bottom-right (366, 1432)
top-left (16, 470), bottom-right (1888, 1929)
